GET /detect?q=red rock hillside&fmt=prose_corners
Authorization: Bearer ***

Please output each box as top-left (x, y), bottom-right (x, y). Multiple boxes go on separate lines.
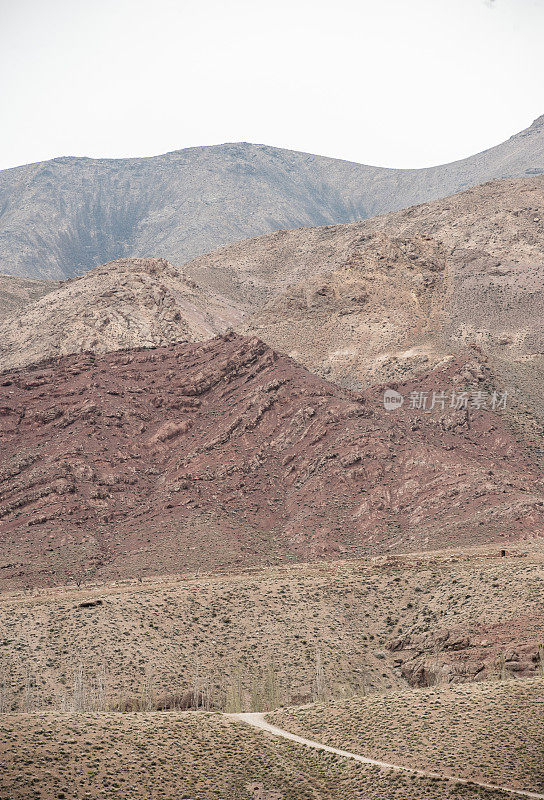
top-left (0, 333), bottom-right (542, 587)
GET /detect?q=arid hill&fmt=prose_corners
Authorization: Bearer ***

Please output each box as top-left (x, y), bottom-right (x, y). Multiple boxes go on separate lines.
top-left (184, 176), bottom-right (544, 436)
top-left (270, 679), bottom-right (544, 793)
top-left (0, 711), bottom-right (511, 800)
top-left (183, 177), bottom-right (544, 388)
top-left (0, 275), bottom-right (58, 319)
top-left (0, 257), bottom-right (242, 368)
top-left (0, 333), bottom-right (542, 588)
top-left (2, 177), bottom-right (543, 398)
top-left (1, 116), bottom-right (544, 280)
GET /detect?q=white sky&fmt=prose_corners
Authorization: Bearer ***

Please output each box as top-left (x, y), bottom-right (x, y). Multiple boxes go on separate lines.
top-left (1, 0), bottom-right (543, 171)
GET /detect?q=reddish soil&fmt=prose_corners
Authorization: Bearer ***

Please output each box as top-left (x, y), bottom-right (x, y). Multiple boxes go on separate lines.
top-left (0, 333), bottom-right (542, 587)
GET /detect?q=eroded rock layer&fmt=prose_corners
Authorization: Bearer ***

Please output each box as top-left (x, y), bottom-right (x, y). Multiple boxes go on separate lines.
top-left (0, 333), bottom-right (542, 587)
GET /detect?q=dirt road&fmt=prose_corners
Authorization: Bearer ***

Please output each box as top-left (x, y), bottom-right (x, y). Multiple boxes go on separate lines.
top-left (227, 712), bottom-right (544, 800)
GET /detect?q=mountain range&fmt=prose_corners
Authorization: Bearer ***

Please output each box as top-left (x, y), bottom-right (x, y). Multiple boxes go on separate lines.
top-left (1, 130), bottom-right (544, 586)
top-left (1, 114), bottom-right (544, 280)
top-left (2, 176), bottom-right (542, 452)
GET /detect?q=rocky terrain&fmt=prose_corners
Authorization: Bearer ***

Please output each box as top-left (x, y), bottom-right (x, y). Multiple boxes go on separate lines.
top-left (1, 127), bottom-right (544, 800)
top-left (188, 175), bottom-right (544, 446)
top-left (0, 333), bottom-right (542, 588)
top-left (1, 177), bottom-right (543, 436)
top-left (2, 551), bottom-right (544, 713)
top-left (0, 257), bottom-right (242, 368)
top-left (0, 275), bottom-right (58, 319)
top-left (212, 177), bottom-right (544, 397)
top-left (1, 115), bottom-right (544, 280)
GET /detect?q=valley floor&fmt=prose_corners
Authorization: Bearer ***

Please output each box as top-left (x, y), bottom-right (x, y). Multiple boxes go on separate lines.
top-left (0, 709), bottom-right (530, 800)
top-left (1, 548), bottom-right (543, 799)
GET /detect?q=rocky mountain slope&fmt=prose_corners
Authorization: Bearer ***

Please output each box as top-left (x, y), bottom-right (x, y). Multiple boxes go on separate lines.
top-left (0, 275), bottom-right (58, 319)
top-left (0, 257), bottom-right (242, 367)
top-left (1, 116), bottom-right (544, 280)
top-left (2, 177), bottom-right (543, 388)
top-left (0, 333), bottom-right (542, 588)
top-left (183, 176), bottom-right (544, 384)
top-left (4, 176), bottom-right (540, 456)
top-left (181, 176), bottom-right (544, 437)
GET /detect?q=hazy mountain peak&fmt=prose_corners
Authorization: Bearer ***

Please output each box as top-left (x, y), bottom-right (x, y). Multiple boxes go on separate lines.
top-left (528, 113), bottom-right (544, 130)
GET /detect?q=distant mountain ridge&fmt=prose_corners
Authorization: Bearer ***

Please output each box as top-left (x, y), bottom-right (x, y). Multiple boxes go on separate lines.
top-left (0, 274), bottom-right (60, 318)
top-left (1, 115), bottom-right (544, 279)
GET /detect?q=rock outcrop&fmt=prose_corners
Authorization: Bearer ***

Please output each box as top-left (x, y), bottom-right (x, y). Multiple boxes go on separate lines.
top-left (0, 257), bottom-right (242, 369)
top-left (0, 333), bottom-right (542, 588)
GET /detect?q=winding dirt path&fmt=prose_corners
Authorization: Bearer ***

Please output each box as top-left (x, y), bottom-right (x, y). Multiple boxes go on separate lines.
top-left (227, 712), bottom-right (544, 800)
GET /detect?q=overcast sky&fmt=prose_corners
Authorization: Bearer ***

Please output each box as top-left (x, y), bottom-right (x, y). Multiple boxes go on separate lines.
top-left (1, 0), bottom-right (543, 171)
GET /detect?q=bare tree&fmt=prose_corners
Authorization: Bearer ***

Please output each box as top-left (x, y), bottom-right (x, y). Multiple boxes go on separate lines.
top-left (140, 670), bottom-right (155, 711)
top-left (496, 651), bottom-right (507, 681)
top-left (64, 663), bottom-right (108, 712)
top-left (191, 660), bottom-right (201, 710)
top-left (71, 664), bottom-right (86, 711)
top-left (314, 648), bottom-right (327, 702)
top-left (264, 663), bottom-right (280, 711)
top-left (97, 664), bottom-right (106, 709)
top-left (226, 667), bottom-right (243, 713)
top-left (23, 668), bottom-right (35, 712)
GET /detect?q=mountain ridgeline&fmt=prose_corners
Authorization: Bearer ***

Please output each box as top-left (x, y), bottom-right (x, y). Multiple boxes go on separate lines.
top-left (1, 115), bottom-right (544, 279)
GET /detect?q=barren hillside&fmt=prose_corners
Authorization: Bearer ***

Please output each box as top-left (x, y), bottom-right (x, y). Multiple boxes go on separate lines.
top-left (186, 177), bottom-right (544, 429)
top-left (0, 711), bottom-right (511, 800)
top-left (0, 333), bottom-right (542, 588)
top-left (0, 275), bottom-right (58, 319)
top-left (2, 553), bottom-right (544, 713)
top-left (2, 177), bottom-right (543, 401)
top-left (1, 115), bottom-right (543, 280)
top-left (269, 678), bottom-right (544, 793)
top-left (218, 177), bottom-right (544, 389)
top-left (0, 257), bottom-right (242, 369)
